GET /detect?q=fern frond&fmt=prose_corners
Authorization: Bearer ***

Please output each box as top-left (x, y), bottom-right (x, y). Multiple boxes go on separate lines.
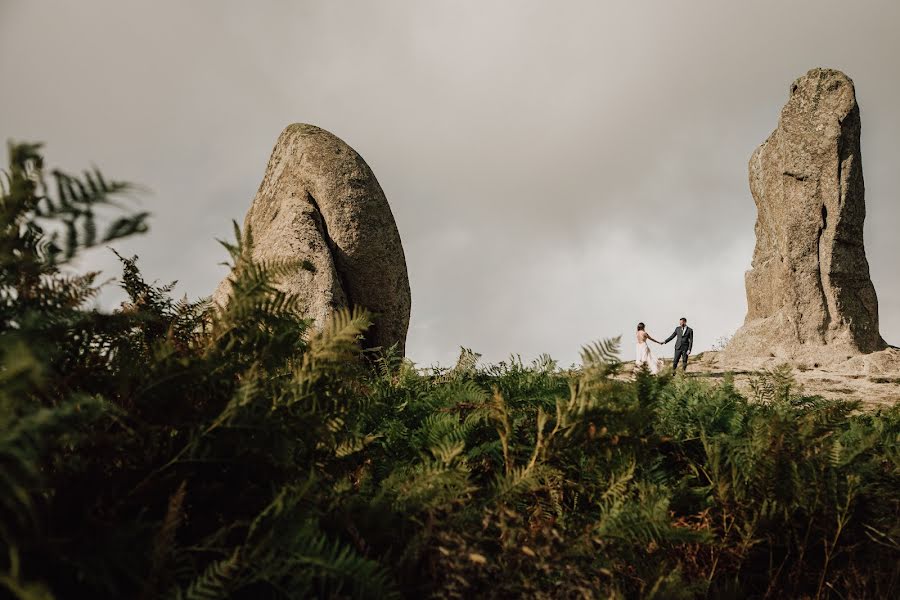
top-left (451, 347), bottom-right (481, 376)
top-left (180, 550), bottom-right (242, 600)
top-left (600, 461), bottom-right (636, 506)
top-left (491, 465), bottom-right (544, 501)
top-left (580, 337), bottom-right (621, 368)
top-left (302, 306), bottom-right (371, 366)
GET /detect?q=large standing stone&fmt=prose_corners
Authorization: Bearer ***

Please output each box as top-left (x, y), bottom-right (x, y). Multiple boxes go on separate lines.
top-left (724, 68), bottom-right (885, 365)
top-left (214, 124), bottom-right (411, 354)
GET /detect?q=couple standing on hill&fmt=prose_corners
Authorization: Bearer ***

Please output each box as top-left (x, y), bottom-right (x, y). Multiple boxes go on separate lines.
top-left (635, 318), bottom-right (693, 375)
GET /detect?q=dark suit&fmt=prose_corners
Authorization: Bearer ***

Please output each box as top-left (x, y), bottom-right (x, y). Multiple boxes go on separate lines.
top-left (664, 325), bottom-right (693, 371)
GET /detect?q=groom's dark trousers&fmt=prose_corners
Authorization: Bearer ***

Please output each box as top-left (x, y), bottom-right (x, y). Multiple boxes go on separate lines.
top-left (673, 347), bottom-right (689, 371)
top-left (664, 326), bottom-right (693, 372)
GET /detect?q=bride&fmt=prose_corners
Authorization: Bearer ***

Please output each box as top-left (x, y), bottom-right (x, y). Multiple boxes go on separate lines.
top-left (635, 322), bottom-right (663, 374)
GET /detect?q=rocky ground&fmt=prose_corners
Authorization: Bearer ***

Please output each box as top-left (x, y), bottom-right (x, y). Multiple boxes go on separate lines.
top-left (622, 350), bottom-right (900, 409)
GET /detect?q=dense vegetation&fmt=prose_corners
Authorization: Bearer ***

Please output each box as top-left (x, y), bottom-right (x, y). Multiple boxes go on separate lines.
top-left (1, 144), bottom-right (898, 599)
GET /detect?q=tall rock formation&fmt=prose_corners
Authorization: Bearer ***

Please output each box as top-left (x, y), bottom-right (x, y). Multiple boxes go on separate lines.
top-left (725, 68), bottom-right (885, 365)
top-left (214, 124), bottom-right (411, 354)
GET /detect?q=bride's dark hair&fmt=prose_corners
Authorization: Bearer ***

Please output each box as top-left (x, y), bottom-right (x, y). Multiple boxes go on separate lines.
top-left (637, 322), bottom-right (645, 331)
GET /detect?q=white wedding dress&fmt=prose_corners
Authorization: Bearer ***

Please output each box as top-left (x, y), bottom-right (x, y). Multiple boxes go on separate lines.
top-left (635, 331), bottom-right (661, 374)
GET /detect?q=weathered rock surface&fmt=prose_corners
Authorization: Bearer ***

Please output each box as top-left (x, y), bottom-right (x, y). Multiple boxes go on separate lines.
top-left (618, 351), bottom-right (900, 408)
top-left (214, 124), bottom-right (411, 354)
top-left (724, 68), bottom-right (886, 366)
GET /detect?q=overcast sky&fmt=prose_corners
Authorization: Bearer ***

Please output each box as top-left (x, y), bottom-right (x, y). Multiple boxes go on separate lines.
top-left (2, 1), bottom-right (898, 366)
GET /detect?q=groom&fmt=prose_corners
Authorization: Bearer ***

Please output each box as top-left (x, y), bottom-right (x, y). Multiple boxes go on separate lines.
top-left (663, 317), bottom-right (693, 371)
